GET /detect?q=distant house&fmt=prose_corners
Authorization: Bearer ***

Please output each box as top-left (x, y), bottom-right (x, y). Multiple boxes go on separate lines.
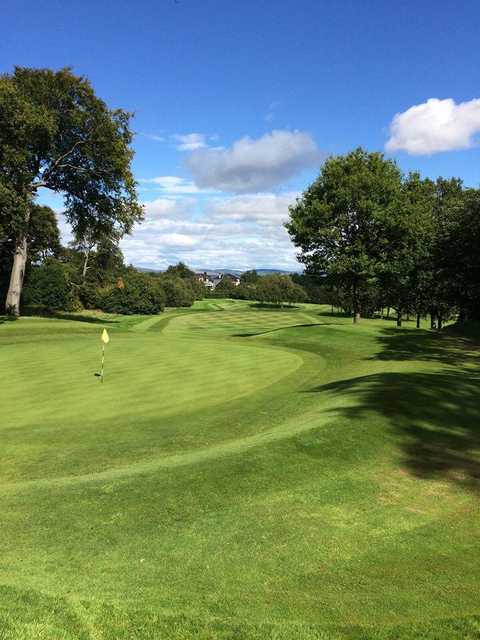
top-left (195, 271), bottom-right (240, 289)
top-left (195, 271), bottom-right (221, 289)
top-left (222, 273), bottom-right (241, 286)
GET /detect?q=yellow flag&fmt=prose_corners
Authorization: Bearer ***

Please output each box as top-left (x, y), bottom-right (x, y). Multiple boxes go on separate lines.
top-left (101, 328), bottom-right (110, 344)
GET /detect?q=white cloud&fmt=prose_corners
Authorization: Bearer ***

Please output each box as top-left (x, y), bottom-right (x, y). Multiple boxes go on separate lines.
top-left (160, 233), bottom-right (199, 247)
top-left (186, 129), bottom-right (320, 193)
top-left (138, 176), bottom-right (218, 197)
top-left (173, 133), bottom-right (208, 151)
top-left (119, 191), bottom-right (299, 271)
top-left (207, 192), bottom-right (299, 226)
top-left (138, 175), bottom-right (219, 195)
top-left (43, 184), bottom-right (299, 270)
top-left (140, 133), bottom-right (165, 142)
top-left (386, 97), bottom-right (480, 155)
top-left (143, 197), bottom-right (195, 218)
top-left (56, 213), bottom-right (73, 245)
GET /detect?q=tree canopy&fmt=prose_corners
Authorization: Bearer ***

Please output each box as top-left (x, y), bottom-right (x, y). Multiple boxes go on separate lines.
top-left (286, 148), bottom-right (402, 322)
top-left (287, 148), bottom-right (480, 325)
top-left (0, 66), bottom-right (143, 315)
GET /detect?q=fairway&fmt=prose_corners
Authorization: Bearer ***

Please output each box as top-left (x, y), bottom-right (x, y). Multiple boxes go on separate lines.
top-left (1, 301), bottom-right (480, 639)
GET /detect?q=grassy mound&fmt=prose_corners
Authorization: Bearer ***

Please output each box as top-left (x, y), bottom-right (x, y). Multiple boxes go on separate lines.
top-left (1, 302), bottom-right (479, 638)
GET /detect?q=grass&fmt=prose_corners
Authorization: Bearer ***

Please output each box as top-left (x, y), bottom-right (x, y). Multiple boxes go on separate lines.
top-left (1, 300), bottom-right (479, 639)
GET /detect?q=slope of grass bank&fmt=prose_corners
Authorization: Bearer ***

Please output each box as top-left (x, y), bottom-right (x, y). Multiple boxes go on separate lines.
top-left (1, 302), bottom-right (479, 638)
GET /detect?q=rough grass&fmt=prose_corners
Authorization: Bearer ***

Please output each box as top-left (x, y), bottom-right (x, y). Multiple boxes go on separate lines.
top-left (1, 301), bottom-right (479, 639)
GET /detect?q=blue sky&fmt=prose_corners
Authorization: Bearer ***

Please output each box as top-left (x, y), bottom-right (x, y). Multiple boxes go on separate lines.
top-left (3, 0), bottom-right (480, 270)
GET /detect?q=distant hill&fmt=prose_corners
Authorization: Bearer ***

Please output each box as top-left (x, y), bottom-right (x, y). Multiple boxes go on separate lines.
top-left (136, 266), bottom-right (299, 275)
top-left (255, 268), bottom-right (297, 275)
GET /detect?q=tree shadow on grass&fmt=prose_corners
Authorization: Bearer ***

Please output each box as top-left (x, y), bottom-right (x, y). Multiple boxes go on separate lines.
top-left (307, 325), bottom-right (480, 489)
top-left (51, 312), bottom-right (118, 325)
top-left (233, 321), bottom-right (346, 338)
top-left (0, 315), bottom-right (19, 324)
top-left (371, 327), bottom-right (480, 368)
top-left (248, 302), bottom-right (301, 310)
top-left (309, 370), bottom-right (480, 489)
top-left (316, 309), bottom-right (352, 319)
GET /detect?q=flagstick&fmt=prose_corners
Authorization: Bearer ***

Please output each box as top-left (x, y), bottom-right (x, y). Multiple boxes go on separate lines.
top-left (101, 342), bottom-right (105, 383)
top-left (100, 328), bottom-right (109, 383)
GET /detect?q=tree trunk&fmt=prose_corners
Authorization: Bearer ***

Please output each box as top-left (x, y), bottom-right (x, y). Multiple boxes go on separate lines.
top-left (458, 307), bottom-right (467, 323)
top-left (352, 280), bottom-right (360, 323)
top-left (386, 307), bottom-right (390, 318)
top-left (430, 312), bottom-right (436, 330)
top-left (5, 234), bottom-right (28, 316)
top-left (437, 314), bottom-right (443, 330)
top-left (82, 249), bottom-right (90, 282)
top-left (416, 313), bottom-right (421, 329)
top-left (396, 309), bottom-right (402, 327)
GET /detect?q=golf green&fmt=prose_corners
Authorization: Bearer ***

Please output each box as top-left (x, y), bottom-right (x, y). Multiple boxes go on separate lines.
top-left (1, 301), bottom-right (479, 639)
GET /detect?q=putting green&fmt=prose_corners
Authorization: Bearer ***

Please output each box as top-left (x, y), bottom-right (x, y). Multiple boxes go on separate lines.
top-left (1, 321), bottom-right (302, 484)
top-left (1, 301), bottom-right (479, 639)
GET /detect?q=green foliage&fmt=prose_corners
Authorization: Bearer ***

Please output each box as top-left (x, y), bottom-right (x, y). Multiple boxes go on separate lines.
top-left (162, 263), bottom-right (205, 301)
top-left (240, 269), bottom-right (259, 284)
top-left (0, 203), bottom-right (61, 301)
top-left (100, 271), bottom-right (165, 315)
top-left (165, 261), bottom-right (196, 280)
top-left (287, 148), bottom-right (480, 325)
top-left (375, 172), bottom-right (437, 323)
top-left (452, 189), bottom-right (480, 320)
top-left (0, 66), bottom-right (142, 313)
top-left (160, 276), bottom-right (195, 307)
top-left (287, 148), bottom-right (403, 319)
top-left (256, 274), bottom-right (307, 306)
top-left (77, 282), bottom-right (100, 309)
top-left (0, 66), bottom-right (142, 235)
top-left (22, 261), bottom-right (74, 311)
top-left (28, 204), bottom-right (62, 262)
top-left (291, 273), bottom-right (331, 304)
top-left (235, 282), bottom-right (258, 300)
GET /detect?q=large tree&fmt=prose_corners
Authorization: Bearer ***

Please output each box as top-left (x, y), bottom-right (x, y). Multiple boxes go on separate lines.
top-left (0, 66), bottom-right (142, 315)
top-left (377, 173), bottom-right (436, 327)
top-left (452, 188), bottom-right (480, 321)
top-left (426, 178), bottom-right (465, 328)
top-left (286, 148), bottom-right (402, 322)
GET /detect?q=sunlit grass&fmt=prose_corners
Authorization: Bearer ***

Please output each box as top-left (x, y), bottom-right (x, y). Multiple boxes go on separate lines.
top-left (1, 301), bottom-right (479, 638)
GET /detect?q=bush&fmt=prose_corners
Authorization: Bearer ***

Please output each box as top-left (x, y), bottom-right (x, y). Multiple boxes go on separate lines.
top-left (23, 261), bottom-right (74, 311)
top-left (78, 282), bottom-right (100, 309)
top-left (256, 275), bottom-right (306, 306)
top-left (234, 282), bottom-right (258, 300)
top-left (159, 276), bottom-right (195, 307)
top-left (291, 273), bottom-right (331, 304)
top-left (100, 272), bottom-right (165, 315)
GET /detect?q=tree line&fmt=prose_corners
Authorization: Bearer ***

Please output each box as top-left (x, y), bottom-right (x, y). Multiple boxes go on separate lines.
top-left (0, 201), bottom-right (307, 314)
top-left (287, 148), bottom-right (480, 327)
top-left (0, 211), bottom-right (207, 314)
top-left (210, 270), bottom-right (307, 306)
